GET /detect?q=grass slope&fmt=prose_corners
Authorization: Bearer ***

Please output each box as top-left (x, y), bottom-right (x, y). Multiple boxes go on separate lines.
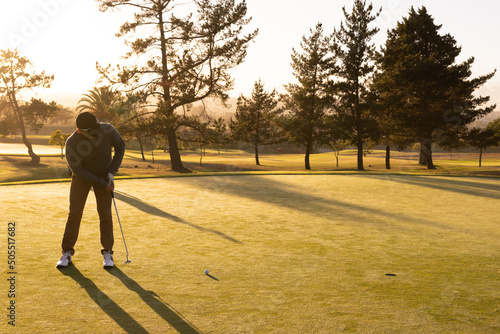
top-left (2, 175), bottom-right (499, 333)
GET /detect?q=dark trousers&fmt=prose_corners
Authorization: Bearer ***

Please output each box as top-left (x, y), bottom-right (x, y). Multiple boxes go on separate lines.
top-left (61, 175), bottom-right (114, 255)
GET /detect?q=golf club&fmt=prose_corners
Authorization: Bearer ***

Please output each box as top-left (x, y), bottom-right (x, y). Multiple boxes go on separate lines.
top-left (111, 191), bottom-right (131, 264)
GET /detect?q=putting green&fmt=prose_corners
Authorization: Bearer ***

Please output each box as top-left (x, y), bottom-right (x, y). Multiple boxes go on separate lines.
top-left (2, 174), bottom-right (499, 333)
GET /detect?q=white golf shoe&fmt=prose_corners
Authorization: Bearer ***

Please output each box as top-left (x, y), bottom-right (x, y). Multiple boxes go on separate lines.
top-left (56, 251), bottom-right (72, 268)
top-left (103, 252), bottom-right (114, 268)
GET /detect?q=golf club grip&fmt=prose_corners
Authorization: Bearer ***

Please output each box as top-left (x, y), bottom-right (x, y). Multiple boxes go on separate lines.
top-left (110, 190), bottom-right (114, 198)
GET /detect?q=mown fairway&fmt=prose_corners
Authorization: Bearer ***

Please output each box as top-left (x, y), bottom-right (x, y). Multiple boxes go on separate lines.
top-left (2, 174), bottom-right (500, 333)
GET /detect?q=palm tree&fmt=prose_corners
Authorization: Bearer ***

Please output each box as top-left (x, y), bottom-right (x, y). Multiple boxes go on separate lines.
top-left (76, 86), bottom-right (120, 121)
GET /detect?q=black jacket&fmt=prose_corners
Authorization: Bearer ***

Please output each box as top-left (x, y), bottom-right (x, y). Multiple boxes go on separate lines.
top-left (66, 123), bottom-right (125, 187)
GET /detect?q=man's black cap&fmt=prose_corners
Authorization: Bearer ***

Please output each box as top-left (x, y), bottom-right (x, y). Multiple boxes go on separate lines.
top-left (76, 112), bottom-right (98, 130)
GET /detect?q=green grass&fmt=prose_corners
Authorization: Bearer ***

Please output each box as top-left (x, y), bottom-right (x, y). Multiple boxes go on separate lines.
top-left (2, 174), bottom-right (500, 333)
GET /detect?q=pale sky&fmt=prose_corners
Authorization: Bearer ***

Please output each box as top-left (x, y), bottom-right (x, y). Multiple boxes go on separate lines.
top-left (0, 0), bottom-right (498, 109)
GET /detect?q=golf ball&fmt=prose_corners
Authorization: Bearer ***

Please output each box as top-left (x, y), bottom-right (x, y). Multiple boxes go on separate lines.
top-left (204, 269), bottom-right (209, 274)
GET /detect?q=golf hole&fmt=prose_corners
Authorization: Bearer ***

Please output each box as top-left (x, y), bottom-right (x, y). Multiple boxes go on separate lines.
top-left (385, 273), bottom-right (397, 277)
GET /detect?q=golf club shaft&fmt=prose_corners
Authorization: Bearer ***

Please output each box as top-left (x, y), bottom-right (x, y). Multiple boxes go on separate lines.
top-left (112, 193), bottom-right (130, 260)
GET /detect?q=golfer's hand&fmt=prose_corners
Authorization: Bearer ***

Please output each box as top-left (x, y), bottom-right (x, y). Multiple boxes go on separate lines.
top-left (106, 173), bottom-right (114, 193)
top-left (107, 172), bottom-right (114, 187)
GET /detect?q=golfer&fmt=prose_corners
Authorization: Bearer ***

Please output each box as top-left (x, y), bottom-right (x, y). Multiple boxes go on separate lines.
top-left (56, 112), bottom-right (125, 268)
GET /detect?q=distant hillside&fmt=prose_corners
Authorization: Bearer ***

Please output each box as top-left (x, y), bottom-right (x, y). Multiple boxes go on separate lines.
top-left (33, 91), bottom-right (238, 116)
top-left (27, 90), bottom-right (500, 129)
top-left (191, 97), bottom-right (237, 121)
top-left (474, 110), bottom-right (500, 128)
top-left (31, 92), bottom-right (81, 109)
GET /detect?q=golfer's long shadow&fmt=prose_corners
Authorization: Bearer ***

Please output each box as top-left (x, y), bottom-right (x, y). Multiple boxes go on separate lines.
top-left (114, 190), bottom-right (241, 244)
top-left (57, 264), bottom-right (148, 334)
top-left (106, 267), bottom-right (201, 334)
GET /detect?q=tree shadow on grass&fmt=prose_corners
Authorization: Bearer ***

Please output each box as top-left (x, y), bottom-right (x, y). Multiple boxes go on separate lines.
top-left (105, 266), bottom-right (202, 334)
top-left (183, 174), bottom-right (477, 234)
top-left (1, 156), bottom-right (49, 181)
top-left (368, 174), bottom-right (500, 200)
top-left (0, 155), bottom-right (70, 182)
top-left (57, 264), bottom-right (149, 334)
top-left (114, 190), bottom-right (242, 244)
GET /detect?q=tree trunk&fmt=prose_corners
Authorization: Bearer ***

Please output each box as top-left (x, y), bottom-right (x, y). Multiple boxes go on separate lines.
top-left (138, 136), bottom-right (146, 161)
top-left (355, 79), bottom-right (363, 171)
top-left (158, 7), bottom-right (189, 173)
top-left (166, 127), bottom-right (190, 173)
top-left (422, 141), bottom-right (435, 169)
top-left (305, 143), bottom-right (312, 170)
top-left (385, 145), bottom-right (391, 170)
top-left (357, 141), bottom-right (364, 171)
top-left (12, 97), bottom-right (39, 164)
top-left (419, 145), bottom-right (426, 165)
top-left (200, 145), bottom-right (203, 166)
top-left (254, 143), bottom-right (260, 165)
top-left (479, 148), bottom-right (483, 167)
top-left (21, 128), bottom-right (39, 164)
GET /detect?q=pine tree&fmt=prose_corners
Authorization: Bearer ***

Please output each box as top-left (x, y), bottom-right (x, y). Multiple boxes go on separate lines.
top-left (230, 80), bottom-right (281, 165)
top-left (97, 0), bottom-right (258, 172)
top-left (376, 6), bottom-right (496, 169)
top-left (464, 127), bottom-right (498, 167)
top-left (331, 0), bottom-right (381, 171)
top-left (370, 75), bottom-right (413, 170)
top-left (281, 23), bottom-right (333, 170)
